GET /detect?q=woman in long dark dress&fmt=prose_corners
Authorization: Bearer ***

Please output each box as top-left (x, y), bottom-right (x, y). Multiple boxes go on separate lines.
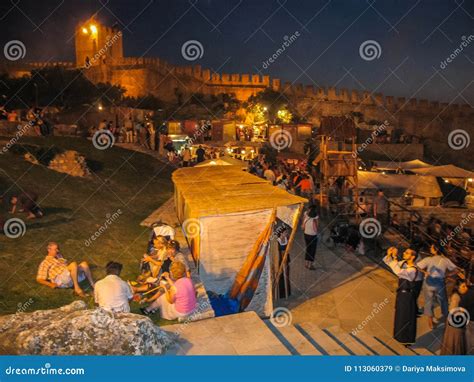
top-left (441, 280), bottom-right (470, 355)
top-left (384, 247), bottom-right (419, 345)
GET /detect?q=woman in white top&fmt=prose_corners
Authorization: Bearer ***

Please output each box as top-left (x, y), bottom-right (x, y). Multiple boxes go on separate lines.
top-left (301, 205), bottom-right (319, 270)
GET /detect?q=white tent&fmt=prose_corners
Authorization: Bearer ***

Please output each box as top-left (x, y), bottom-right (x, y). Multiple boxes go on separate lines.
top-left (172, 166), bottom-right (306, 316)
top-left (373, 159), bottom-right (432, 171)
top-left (410, 164), bottom-right (474, 179)
top-left (195, 156), bottom-right (247, 170)
top-left (358, 171), bottom-right (442, 198)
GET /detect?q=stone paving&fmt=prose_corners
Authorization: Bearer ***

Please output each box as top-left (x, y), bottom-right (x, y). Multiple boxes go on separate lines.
top-left (279, 220), bottom-right (445, 353)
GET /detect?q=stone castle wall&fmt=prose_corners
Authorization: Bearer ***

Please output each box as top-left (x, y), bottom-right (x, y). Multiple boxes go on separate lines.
top-left (2, 57), bottom-right (473, 124)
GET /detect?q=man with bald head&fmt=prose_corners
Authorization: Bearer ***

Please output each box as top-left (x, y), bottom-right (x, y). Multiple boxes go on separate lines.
top-left (36, 242), bottom-right (94, 297)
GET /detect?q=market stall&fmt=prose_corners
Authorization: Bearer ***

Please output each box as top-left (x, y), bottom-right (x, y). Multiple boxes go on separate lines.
top-left (172, 166), bottom-right (307, 316)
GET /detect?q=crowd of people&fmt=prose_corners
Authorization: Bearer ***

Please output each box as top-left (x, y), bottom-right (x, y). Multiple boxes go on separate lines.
top-left (384, 243), bottom-right (473, 355)
top-left (90, 116), bottom-right (225, 167)
top-left (20, 139), bottom-right (471, 353)
top-left (247, 155), bottom-right (322, 271)
top-left (0, 106), bottom-right (53, 135)
top-left (247, 152), bottom-right (473, 354)
top-left (92, 117), bottom-right (164, 151)
top-left (36, 231), bottom-right (198, 321)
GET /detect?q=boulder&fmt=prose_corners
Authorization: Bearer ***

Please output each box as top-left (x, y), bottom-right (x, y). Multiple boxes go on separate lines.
top-left (48, 150), bottom-right (91, 177)
top-left (0, 301), bottom-right (175, 355)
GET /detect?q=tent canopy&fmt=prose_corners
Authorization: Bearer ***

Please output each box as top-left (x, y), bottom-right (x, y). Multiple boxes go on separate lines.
top-left (357, 171), bottom-right (443, 198)
top-left (373, 159), bottom-right (432, 170)
top-left (224, 141), bottom-right (262, 148)
top-left (410, 164), bottom-right (474, 179)
top-left (173, 166), bottom-right (306, 218)
top-left (173, 166), bottom-right (307, 219)
top-left (195, 156), bottom-right (247, 169)
top-left (320, 116), bottom-right (356, 139)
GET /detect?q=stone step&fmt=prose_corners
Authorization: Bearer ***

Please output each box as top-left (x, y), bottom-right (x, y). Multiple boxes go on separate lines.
top-left (408, 346), bottom-right (436, 356)
top-left (350, 331), bottom-right (398, 355)
top-left (264, 321), bottom-right (322, 355)
top-left (163, 311), bottom-right (291, 355)
top-left (374, 335), bottom-right (418, 356)
top-left (325, 326), bottom-right (375, 355)
top-left (296, 322), bottom-right (350, 355)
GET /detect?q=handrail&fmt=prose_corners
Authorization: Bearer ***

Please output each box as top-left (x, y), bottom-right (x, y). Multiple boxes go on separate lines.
top-left (388, 200), bottom-right (473, 281)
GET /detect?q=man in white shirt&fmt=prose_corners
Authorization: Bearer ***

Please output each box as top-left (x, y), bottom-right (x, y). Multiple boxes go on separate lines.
top-left (263, 166), bottom-right (276, 184)
top-left (417, 243), bottom-right (460, 328)
top-left (94, 261), bottom-right (133, 313)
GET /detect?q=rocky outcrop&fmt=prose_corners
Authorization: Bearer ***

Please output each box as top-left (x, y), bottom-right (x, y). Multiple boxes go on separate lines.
top-left (48, 150), bottom-right (90, 177)
top-left (0, 301), bottom-right (175, 355)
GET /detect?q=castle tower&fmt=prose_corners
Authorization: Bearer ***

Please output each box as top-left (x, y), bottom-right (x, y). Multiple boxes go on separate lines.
top-left (75, 18), bottom-right (123, 68)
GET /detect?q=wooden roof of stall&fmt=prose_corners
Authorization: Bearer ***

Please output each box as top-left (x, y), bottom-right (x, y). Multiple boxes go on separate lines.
top-left (319, 116), bottom-right (356, 139)
top-left (172, 166), bottom-right (307, 218)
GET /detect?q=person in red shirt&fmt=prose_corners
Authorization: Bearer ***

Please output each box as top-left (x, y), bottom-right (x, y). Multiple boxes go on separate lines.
top-left (297, 174), bottom-right (314, 199)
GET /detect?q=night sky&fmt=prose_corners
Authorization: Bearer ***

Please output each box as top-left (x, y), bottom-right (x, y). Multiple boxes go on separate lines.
top-left (1, 0), bottom-right (473, 103)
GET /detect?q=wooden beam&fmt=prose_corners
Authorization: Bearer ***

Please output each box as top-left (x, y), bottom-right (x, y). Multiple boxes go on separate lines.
top-left (273, 203), bottom-right (304, 297)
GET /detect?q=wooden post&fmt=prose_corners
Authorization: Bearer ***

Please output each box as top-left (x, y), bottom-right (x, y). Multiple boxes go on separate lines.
top-left (352, 136), bottom-right (360, 222)
top-left (273, 203), bottom-right (304, 297)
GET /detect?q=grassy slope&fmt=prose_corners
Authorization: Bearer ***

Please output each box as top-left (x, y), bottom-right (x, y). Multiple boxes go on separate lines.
top-left (0, 136), bottom-right (174, 318)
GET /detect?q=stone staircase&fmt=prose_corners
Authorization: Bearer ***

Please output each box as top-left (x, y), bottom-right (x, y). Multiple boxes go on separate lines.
top-left (265, 320), bottom-right (436, 356)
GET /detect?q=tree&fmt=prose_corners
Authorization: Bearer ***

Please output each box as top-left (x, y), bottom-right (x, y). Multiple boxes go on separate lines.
top-left (121, 94), bottom-right (164, 110)
top-left (260, 143), bottom-right (278, 165)
top-left (0, 67), bottom-right (125, 109)
top-left (169, 92), bottom-right (241, 120)
top-left (245, 88), bottom-right (298, 124)
top-left (276, 107), bottom-right (293, 124)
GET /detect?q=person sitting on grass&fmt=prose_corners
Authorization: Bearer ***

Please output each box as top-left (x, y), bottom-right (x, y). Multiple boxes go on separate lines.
top-left (140, 235), bottom-right (168, 279)
top-left (140, 261), bottom-right (196, 320)
top-left (133, 239), bottom-right (189, 294)
top-left (94, 261), bottom-right (133, 313)
top-left (10, 191), bottom-right (43, 219)
top-left (36, 242), bottom-right (94, 297)
top-left (165, 240), bottom-right (191, 278)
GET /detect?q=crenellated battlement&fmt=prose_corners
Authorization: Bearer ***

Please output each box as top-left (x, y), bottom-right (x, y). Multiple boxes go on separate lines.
top-left (277, 83), bottom-right (472, 113)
